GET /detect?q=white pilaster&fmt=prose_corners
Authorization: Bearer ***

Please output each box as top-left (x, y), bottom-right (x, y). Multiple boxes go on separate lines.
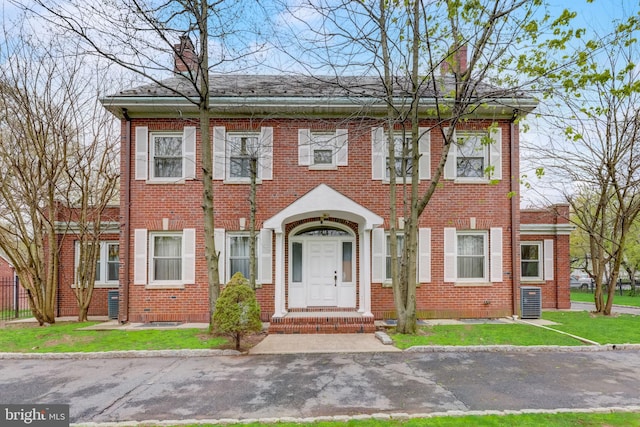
top-left (273, 231), bottom-right (287, 317)
top-left (359, 229), bottom-right (373, 317)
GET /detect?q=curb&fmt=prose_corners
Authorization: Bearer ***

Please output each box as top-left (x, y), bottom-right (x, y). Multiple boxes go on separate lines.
top-left (0, 349), bottom-right (241, 359)
top-left (2, 343), bottom-right (640, 359)
top-left (405, 343), bottom-right (640, 353)
top-left (70, 406), bottom-right (640, 426)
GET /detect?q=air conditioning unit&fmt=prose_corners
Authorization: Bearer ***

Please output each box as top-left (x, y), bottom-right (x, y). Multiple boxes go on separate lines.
top-left (520, 286), bottom-right (541, 319)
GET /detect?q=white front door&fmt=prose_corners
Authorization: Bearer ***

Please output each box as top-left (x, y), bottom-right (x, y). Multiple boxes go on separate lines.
top-left (307, 240), bottom-right (339, 306)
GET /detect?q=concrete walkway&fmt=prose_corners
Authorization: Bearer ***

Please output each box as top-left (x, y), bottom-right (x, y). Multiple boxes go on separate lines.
top-left (249, 333), bottom-right (401, 354)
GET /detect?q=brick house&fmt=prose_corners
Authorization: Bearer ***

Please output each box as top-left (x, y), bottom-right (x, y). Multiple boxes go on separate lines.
top-left (54, 204), bottom-right (120, 318)
top-left (89, 50), bottom-right (571, 331)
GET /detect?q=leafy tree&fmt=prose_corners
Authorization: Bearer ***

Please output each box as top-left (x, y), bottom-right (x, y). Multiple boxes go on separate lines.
top-left (212, 272), bottom-right (262, 351)
top-left (0, 30), bottom-right (119, 324)
top-left (20, 0), bottom-right (268, 318)
top-left (276, 0), bottom-right (577, 332)
top-left (522, 10), bottom-right (640, 314)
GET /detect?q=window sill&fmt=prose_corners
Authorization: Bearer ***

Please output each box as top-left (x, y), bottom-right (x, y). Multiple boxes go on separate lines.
top-left (146, 179), bottom-right (187, 185)
top-left (521, 279), bottom-right (545, 284)
top-left (454, 281), bottom-right (492, 287)
top-left (453, 178), bottom-right (491, 184)
top-left (223, 179), bottom-right (263, 185)
top-left (145, 283), bottom-right (186, 290)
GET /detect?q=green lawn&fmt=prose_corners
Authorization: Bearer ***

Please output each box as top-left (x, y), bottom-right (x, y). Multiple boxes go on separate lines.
top-left (0, 322), bottom-right (228, 353)
top-left (570, 289), bottom-right (640, 307)
top-left (178, 411), bottom-right (640, 426)
top-left (392, 310), bottom-right (640, 349)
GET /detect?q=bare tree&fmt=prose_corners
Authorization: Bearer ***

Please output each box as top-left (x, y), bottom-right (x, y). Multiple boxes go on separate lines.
top-left (525, 20), bottom-right (640, 314)
top-left (276, 0), bottom-right (571, 333)
top-left (19, 0), bottom-right (268, 318)
top-left (0, 32), bottom-right (118, 324)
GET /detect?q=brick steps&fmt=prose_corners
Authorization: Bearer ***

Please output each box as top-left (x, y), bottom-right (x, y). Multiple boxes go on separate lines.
top-left (269, 311), bottom-right (375, 334)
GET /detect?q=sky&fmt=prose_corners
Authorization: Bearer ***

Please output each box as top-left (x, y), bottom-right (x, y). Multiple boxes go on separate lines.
top-left (1, 0), bottom-right (639, 208)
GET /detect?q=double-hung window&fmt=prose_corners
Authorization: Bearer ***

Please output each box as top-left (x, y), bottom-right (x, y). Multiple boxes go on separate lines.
top-left (456, 232), bottom-right (487, 281)
top-left (371, 127), bottom-right (430, 181)
top-left (151, 134), bottom-right (183, 179)
top-left (444, 227), bottom-right (502, 284)
top-left (455, 132), bottom-right (486, 178)
top-left (213, 127), bottom-right (273, 182)
top-left (75, 241), bottom-right (119, 286)
top-left (228, 234), bottom-right (252, 280)
top-left (385, 234), bottom-right (405, 280)
top-left (521, 242), bottom-right (543, 281)
top-left (150, 233), bottom-right (182, 283)
top-left (443, 127), bottom-right (502, 182)
top-left (386, 134), bottom-right (413, 179)
top-left (228, 134), bottom-right (259, 179)
top-left (134, 126), bottom-right (196, 182)
top-left (134, 229), bottom-right (196, 287)
top-left (298, 129), bottom-right (348, 169)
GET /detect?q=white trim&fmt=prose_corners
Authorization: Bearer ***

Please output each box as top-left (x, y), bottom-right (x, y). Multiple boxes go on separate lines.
top-left (74, 240), bottom-right (120, 286)
top-left (182, 228), bottom-right (196, 284)
top-left (418, 127), bottom-right (431, 180)
top-left (263, 184), bottom-right (383, 232)
top-left (213, 126), bottom-right (226, 180)
top-left (135, 126), bottom-right (148, 181)
top-left (134, 229), bottom-right (147, 285)
top-left (520, 241), bottom-right (544, 282)
top-left (418, 228), bottom-right (431, 283)
top-left (371, 127), bottom-right (384, 180)
top-left (183, 126), bottom-right (197, 180)
top-left (520, 223), bottom-right (575, 235)
top-left (443, 227), bottom-right (456, 282)
top-left (490, 227), bottom-right (503, 282)
top-left (371, 228), bottom-right (385, 283)
top-left (544, 239), bottom-right (555, 280)
top-left (149, 131), bottom-right (186, 181)
top-left (260, 127), bottom-right (273, 180)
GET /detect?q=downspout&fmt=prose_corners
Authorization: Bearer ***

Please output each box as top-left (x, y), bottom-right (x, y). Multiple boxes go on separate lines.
top-left (121, 108), bottom-right (131, 323)
top-left (510, 114), bottom-right (520, 317)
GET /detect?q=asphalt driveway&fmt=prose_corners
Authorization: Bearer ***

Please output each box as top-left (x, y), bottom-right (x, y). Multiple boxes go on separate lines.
top-left (1, 349), bottom-right (639, 424)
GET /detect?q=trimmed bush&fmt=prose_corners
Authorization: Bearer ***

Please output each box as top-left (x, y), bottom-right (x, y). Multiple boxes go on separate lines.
top-left (212, 272), bottom-right (262, 350)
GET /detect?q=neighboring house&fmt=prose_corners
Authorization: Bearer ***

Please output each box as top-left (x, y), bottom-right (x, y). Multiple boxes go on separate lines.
top-left (91, 44), bottom-right (571, 332)
top-left (0, 253), bottom-right (17, 311)
top-left (55, 203), bottom-right (120, 317)
top-left (520, 205), bottom-right (573, 310)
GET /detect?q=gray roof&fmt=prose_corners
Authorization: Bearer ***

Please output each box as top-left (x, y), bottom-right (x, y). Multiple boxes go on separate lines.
top-left (103, 74), bottom-right (536, 118)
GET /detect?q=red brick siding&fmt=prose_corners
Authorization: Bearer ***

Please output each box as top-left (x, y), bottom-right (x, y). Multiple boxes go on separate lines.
top-left (121, 117), bottom-right (521, 321)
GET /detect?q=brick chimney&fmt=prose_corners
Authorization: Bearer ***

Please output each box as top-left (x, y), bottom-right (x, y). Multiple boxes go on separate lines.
top-left (174, 35), bottom-right (198, 74)
top-left (441, 45), bottom-right (468, 75)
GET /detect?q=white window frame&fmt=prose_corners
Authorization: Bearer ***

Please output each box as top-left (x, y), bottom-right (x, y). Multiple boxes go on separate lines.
top-left (455, 230), bottom-right (488, 283)
top-left (74, 241), bottom-right (119, 288)
top-left (444, 127), bottom-right (502, 182)
top-left (135, 126), bottom-right (196, 183)
top-left (226, 233), bottom-right (256, 282)
top-left (371, 127), bottom-right (430, 181)
top-left (298, 129), bottom-right (348, 169)
top-left (455, 131), bottom-right (488, 180)
top-left (385, 133), bottom-right (413, 179)
top-left (214, 126), bottom-right (273, 183)
top-left (149, 232), bottom-right (183, 286)
top-left (226, 132), bottom-right (260, 181)
top-left (521, 241), bottom-right (543, 281)
top-left (149, 132), bottom-right (184, 180)
top-left (385, 233), bottom-right (405, 282)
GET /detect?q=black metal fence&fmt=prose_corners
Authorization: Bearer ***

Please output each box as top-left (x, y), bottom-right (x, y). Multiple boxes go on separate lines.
top-left (0, 276), bottom-right (31, 321)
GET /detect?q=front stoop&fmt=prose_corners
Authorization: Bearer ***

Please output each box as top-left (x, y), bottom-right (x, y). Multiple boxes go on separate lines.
top-left (269, 309), bottom-right (376, 334)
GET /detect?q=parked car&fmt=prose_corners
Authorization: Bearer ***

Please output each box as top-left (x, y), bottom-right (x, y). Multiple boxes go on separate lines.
top-left (570, 274), bottom-right (593, 291)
